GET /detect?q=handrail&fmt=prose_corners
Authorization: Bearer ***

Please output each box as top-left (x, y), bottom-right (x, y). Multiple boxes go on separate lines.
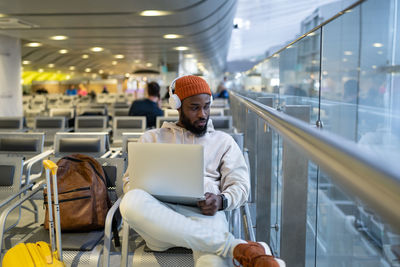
top-left (231, 91), bottom-right (400, 232)
top-left (245, 0), bottom-right (365, 73)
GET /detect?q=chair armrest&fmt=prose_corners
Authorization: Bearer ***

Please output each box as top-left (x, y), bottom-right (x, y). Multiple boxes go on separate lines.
top-left (101, 150), bottom-right (112, 158)
top-left (24, 149), bottom-right (54, 184)
top-left (0, 183), bottom-right (34, 209)
top-left (103, 197), bottom-right (122, 267)
top-left (110, 150), bottom-right (121, 158)
top-left (0, 182), bottom-right (45, 259)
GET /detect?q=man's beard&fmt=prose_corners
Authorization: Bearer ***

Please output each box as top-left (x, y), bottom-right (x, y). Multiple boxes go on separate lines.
top-left (180, 111), bottom-right (209, 137)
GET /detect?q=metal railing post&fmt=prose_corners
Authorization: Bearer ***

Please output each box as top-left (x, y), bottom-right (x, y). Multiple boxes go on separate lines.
top-left (255, 97), bottom-right (274, 243)
top-left (280, 105), bottom-right (310, 267)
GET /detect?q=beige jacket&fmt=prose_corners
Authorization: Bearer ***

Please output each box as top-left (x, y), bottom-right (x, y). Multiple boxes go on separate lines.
top-left (123, 120), bottom-right (250, 210)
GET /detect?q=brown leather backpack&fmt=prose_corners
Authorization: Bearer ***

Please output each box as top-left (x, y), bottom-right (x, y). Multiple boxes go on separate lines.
top-left (44, 154), bottom-right (110, 231)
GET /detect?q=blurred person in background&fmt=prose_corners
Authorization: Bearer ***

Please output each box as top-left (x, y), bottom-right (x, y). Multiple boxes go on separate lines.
top-left (66, 85), bottom-right (78, 95)
top-left (129, 81), bottom-right (164, 128)
top-left (78, 84), bottom-right (88, 96)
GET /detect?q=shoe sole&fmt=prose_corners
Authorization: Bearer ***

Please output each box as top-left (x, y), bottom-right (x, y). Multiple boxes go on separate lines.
top-left (257, 242), bottom-right (286, 267)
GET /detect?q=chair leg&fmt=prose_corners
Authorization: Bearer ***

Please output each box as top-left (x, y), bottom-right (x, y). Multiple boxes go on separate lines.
top-left (120, 219), bottom-right (130, 267)
top-left (232, 208), bottom-right (242, 239)
top-left (29, 198), bottom-right (39, 223)
top-left (243, 203), bottom-right (255, 242)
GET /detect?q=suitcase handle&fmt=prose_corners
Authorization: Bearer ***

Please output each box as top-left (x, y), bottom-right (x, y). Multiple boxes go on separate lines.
top-left (44, 160), bottom-right (63, 262)
top-left (43, 160), bottom-right (58, 175)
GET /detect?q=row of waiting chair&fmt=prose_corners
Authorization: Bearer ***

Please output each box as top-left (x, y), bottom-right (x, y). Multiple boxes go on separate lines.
top-left (0, 129), bottom-right (252, 266)
top-left (0, 135), bottom-right (124, 266)
top-left (0, 116), bottom-right (234, 147)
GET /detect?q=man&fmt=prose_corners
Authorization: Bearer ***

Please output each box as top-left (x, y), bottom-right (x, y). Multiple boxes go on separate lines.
top-left (66, 85), bottom-right (77, 96)
top-left (216, 76), bottom-right (229, 99)
top-left (128, 81), bottom-right (164, 128)
top-left (120, 75), bottom-right (284, 267)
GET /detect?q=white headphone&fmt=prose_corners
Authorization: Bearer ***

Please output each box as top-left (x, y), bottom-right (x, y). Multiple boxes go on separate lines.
top-left (168, 76), bottom-right (183, 109)
top-left (168, 75), bottom-right (213, 110)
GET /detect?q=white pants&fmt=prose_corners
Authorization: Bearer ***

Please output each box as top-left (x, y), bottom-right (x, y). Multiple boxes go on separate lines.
top-left (119, 189), bottom-right (245, 267)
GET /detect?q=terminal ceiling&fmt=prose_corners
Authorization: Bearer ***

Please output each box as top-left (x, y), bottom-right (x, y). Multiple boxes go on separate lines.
top-left (0, 0), bottom-right (237, 77)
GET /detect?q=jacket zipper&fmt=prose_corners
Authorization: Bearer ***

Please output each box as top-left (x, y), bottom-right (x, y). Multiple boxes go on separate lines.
top-left (44, 195), bottom-right (90, 205)
top-left (44, 186), bottom-right (90, 197)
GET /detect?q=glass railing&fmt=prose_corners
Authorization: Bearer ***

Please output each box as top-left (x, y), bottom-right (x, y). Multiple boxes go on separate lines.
top-left (228, 0), bottom-right (400, 266)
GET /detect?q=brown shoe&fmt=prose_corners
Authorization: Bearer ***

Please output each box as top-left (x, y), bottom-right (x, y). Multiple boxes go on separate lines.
top-left (233, 241), bottom-right (280, 267)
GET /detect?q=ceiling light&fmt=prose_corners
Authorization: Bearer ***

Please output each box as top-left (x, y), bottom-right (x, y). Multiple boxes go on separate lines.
top-left (48, 63), bottom-right (55, 68)
top-left (146, 63), bottom-right (152, 67)
top-left (373, 43), bottom-right (383, 48)
top-left (25, 42), bottom-right (42, 47)
top-left (82, 54), bottom-right (89, 59)
top-left (50, 35), bottom-right (68, 40)
top-left (173, 46), bottom-right (189, 51)
top-left (344, 51), bottom-right (353, 56)
top-left (163, 34), bottom-right (183, 39)
top-left (114, 54), bottom-right (125, 59)
top-left (184, 54), bottom-right (194, 58)
top-left (90, 47), bottom-right (104, 52)
top-left (112, 61), bottom-right (117, 65)
top-left (125, 73), bottom-right (130, 77)
top-left (22, 60), bottom-right (31, 65)
top-left (99, 69), bottom-right (104, 74)
top-left (342, 58), bottom-right (348, 62)
top-left (139, 10), bottom-right (172, 16)
top-left (85, 68), bottom-right (91, 72)
top-left (66, 75), bottom-right (71, 79)
top-left (134, 59), bottom-right (141, 63)
top-left (69, 66), bottom-right (75, 70)
top-left (58, 49), bottom-right (68, 54)
top-left (372, 65), bottom-right (377, 69)
top-left (0, 14), bottom-right (7, 18)
top-left (38, 68), bottom-right (44, 73)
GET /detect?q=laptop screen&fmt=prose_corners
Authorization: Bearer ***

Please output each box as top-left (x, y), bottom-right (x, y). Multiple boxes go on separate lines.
top-left (128, 143), bottom-right (204, 205)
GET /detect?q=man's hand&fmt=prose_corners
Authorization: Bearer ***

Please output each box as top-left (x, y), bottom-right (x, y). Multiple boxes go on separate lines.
top-left (197, 192), bottom-right (222, 216)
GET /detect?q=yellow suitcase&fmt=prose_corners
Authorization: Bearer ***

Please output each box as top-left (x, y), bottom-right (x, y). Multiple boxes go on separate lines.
top-left (3, 160), bottom-right (65, 267)
top-left (2, 242), bottom-right (64, 266)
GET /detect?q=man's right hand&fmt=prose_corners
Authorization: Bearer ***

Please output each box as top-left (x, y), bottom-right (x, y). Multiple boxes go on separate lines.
top-left (197, 192), bottom-right (222, 216)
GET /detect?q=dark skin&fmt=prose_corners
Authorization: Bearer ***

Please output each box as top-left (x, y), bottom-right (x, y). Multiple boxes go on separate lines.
top-left (177, 93), bottom-right (223, 216)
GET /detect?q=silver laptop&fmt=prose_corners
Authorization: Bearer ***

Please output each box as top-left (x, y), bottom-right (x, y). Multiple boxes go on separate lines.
top-left (128, 142), bottom-right (205, 206)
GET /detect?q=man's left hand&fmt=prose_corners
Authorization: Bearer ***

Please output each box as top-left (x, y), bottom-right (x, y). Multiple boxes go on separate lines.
top-left (197, 192), bottom-right (222, 216)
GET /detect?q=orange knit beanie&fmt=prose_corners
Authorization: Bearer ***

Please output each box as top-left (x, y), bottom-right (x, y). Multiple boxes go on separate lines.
top-left (174, 75), bottom-right (211, 101)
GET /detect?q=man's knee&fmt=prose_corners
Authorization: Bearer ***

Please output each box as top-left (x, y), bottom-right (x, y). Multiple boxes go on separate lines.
top-left (120, 189), bottom-right (151, 223)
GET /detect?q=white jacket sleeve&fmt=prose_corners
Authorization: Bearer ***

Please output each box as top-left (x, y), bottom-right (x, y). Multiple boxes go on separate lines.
top-left (219, 137), bottom-right (250, 210)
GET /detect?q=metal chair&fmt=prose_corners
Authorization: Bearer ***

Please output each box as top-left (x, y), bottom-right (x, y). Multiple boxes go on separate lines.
top-left (211, 116), bottom-right (234, 133)
top-left (53, 132), bottom-right (110, 158)
top-left (0, 117), bottom-right (25, 132)
top-left (74, 116), bottom-right (110, 133)
top-left (117, 132), bottom-right (255, 267)
top-left (112, 116), bottom-right (146, 146)
top-left (33, 117), bottom-right (69, 147)
top-left (49, 108), bottom-right (75, 119)
top-left (0, 157), bottom-right (125, 266)
top-left (0, 132), bottom-right (51, 183)
top-left (156, 116), bottom-right (179, 128)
